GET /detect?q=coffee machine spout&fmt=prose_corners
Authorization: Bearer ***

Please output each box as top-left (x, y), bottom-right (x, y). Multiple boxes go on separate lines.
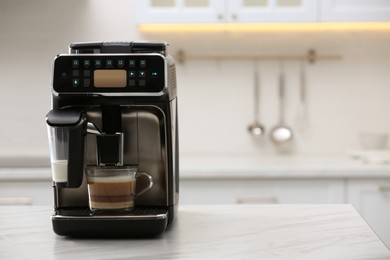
top-left (87, 121), bottom-right (124, 167)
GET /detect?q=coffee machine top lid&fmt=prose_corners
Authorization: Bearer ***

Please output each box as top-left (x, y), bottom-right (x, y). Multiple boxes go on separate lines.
top-left (69, 41), bottom-right (168, 55)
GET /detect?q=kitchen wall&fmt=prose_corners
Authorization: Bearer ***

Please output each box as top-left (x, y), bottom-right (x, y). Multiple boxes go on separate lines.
top-left (1, 0), bottom-right (390, 165)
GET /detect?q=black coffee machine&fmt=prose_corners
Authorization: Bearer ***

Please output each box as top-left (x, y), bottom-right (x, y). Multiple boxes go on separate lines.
top-left (46, 41), bottom-right (179, 237)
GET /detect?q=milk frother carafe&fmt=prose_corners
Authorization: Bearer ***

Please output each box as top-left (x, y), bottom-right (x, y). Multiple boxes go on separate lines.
top-left (46, 41), bottom-right (179, 237)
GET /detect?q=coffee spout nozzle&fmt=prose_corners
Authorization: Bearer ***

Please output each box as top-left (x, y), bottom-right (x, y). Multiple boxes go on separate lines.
top-left (87, 122), bottom-right (124, 167)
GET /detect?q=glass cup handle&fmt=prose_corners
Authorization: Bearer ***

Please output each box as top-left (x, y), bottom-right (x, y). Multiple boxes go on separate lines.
top-left (134, 172), bottom-right (153, 199)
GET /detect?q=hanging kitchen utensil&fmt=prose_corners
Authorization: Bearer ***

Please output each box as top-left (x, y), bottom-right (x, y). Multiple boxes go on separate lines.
top-left (297, 60), bottom-right (308, 132)
top-left (248, 60), bottom-right (265, 137)
top-left (270, 60), bottom-right (294, 146)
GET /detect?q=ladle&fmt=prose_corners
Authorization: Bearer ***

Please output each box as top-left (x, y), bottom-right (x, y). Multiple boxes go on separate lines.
top-left (270, 61), bottom-right (294, 145)
top-left (247, 61), bottom-right (265, 137)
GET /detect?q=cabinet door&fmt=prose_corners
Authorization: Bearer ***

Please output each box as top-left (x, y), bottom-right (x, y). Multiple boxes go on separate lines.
top-left (135, 0), bottom-right (224, 23)
top-left (347, 179), bottom-right (390, 247)
top-left (229, 0), bottom-right (318, 22)
top-left (180, 179), bottom-right (344, 204)
top-left (320, 0), bottom-right (390, 22)
top-left (0, 181), bottom-right (53, 205)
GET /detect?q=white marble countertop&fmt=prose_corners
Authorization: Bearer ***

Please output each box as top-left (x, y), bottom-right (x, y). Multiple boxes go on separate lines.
top-left (0, 205), bottom-right (389, 259)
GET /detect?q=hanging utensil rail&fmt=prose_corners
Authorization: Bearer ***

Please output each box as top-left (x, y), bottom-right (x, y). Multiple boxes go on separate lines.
top-left (175, 49), bottom-right (341, 64)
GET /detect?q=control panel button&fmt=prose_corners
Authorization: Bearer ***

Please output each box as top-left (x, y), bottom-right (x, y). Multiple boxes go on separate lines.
top-left (95, 60), bottom-right (102, 67)
top-left (72, 60), bottom-right (79, 68)
top-left (117, 60), bottom-right (124, 68)
top-left (128, 71), bottom-right (136, 78)
top-left (140, 60), bottom-right (147, 68)
top-left (83, 60), bottom-right (90, 67)
top-left (128, 79), bottom-right (136, 87)
top-left (84, 70), bottom-right (90, 77)
top-left (139, 80), bottom-right (146, 87)
top-left (84, 78), bottom-right (90, 87)
top-left (129, 60), bottom-right (136, 68)
top-left (72, 70), bottom-right (79, 77)
top-left (72, 79), bottom-right (79, 87)
top-left (139, 71), bottom-right (146, 78)
top-left (106, 60), bottom-right (113, 67)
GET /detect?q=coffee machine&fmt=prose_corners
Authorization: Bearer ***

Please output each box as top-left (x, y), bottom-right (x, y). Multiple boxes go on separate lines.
top-left (46, 41), bottom-right (179, 237)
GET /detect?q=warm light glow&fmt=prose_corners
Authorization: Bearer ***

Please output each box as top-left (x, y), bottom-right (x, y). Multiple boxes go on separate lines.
top-left (139, 22), bottom-right (390, 33)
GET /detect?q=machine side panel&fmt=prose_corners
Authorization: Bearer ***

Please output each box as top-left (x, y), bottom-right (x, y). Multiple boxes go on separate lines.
top-left (136, 107), bottom-right (168, 206)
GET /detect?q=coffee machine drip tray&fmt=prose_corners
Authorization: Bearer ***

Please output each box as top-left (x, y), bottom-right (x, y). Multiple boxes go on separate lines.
top-left (52, 207), bottom-right (169, 237)
top-left (55, 206), bottom-right (167, 218)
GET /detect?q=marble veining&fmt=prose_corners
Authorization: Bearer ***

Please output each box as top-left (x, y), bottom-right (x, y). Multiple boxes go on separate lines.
top-left (0, 205), bottom-right (389, 259)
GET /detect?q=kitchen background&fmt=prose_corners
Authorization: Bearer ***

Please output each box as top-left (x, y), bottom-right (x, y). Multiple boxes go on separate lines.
top-left (1, 0), bottom-right (390, 161)
top-left (1, 0), bottom-right (390, 246)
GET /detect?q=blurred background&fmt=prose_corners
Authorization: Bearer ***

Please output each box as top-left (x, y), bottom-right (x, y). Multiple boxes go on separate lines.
top-left (1, 0), bottom-right (390, 246)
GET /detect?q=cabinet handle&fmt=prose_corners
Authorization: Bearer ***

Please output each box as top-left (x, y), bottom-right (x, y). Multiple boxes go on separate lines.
top-left (236, 196), bottom-right (278, 204)
top-left (379, 186), bottom-right (390, 192)
top-left (231, 13), bottom-right (237, 20)
top-left (217, 13), bottom-right (224, 20)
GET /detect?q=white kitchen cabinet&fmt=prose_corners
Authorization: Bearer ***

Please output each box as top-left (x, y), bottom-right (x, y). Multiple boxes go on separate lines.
top-left (320, 0), bottom-right (390, 22)
top-left (347, 179), bottom-right (390, 247)
top-left (230, 0), bottom-right (318, 23)
top-left (135, 0), bottom-right (224, 23)
top-left (180, 179), bottom-right (344, 204)
top-left (136, 0), bottom-right (390, 24)
top-left (135, 0), bottom-right (317, 24)
top-left (0, 181), bottom-right (53, 205)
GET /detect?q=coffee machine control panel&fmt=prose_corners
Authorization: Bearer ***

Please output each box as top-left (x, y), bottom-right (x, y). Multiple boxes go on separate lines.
top-left (53, 54), bottom-right (166, 94)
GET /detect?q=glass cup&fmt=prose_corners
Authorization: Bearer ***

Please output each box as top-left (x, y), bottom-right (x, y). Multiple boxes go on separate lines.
top-left (86, 166), bottom-right (153, 212)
